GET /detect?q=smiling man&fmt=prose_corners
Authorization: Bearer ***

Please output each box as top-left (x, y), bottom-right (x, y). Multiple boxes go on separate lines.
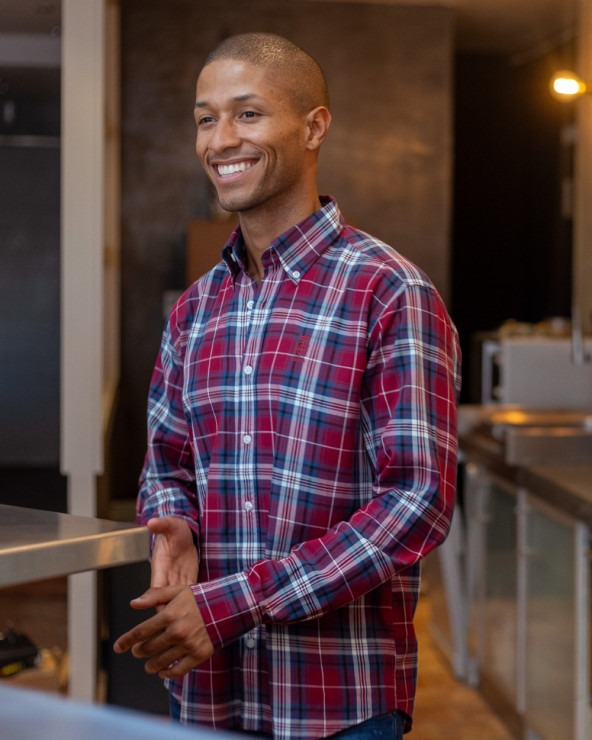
top-left (114, 32), bottom-right (461, 740)
top-left (193, 39), bottom-right (331, 279)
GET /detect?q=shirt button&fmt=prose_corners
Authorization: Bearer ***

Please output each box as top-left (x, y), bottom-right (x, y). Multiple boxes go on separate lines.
top-left (247, 300), bottom-right (254, 310)
top-left (245, 637), bottom-right (256, 649)
top-left (243, 434), bottom-right (252, 445)
top-left (244, 501), bottom-right (253, 512)
top-left (292, 270), bottom-right (301, 279)
top-left (244, 365), bottom-right (253, 375)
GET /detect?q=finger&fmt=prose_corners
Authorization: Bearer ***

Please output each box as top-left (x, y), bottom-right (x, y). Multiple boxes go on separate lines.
top-left (130, 585), bottom-right (182, 609)
top-left (158, 653), bottom-right (201, 679)
top-left (113, 612), bottom-right (164, 654)
top-left (114, 586), bottom-right (190, 653)
top-left (144, 646), bottom-right (186, 675)
top-left (130, 624), bottom-right (181, 659)
top-left (131, 630), bottom-right (166, 659)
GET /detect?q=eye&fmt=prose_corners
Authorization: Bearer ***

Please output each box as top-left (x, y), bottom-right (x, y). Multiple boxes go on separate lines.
top-left (240, 110), bottom-right (259, 120)
top-left (196, 114), bottom-right (215, 127)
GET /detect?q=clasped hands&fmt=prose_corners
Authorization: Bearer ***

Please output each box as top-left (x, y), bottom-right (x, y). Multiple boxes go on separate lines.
top-left (113, 517), bottom-right (214, 679)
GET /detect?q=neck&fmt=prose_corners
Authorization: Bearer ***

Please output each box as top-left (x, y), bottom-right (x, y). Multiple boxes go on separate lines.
top-left (239, 193), bottom-right (322, 282)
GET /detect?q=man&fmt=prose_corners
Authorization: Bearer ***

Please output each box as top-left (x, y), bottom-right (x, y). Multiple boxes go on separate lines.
top-left (114, 32), bottom-right (461, 740)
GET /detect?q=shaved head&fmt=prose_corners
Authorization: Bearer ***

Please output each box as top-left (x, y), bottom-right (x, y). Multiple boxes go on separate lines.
top-left (202, 32), bottom-right (330, 114)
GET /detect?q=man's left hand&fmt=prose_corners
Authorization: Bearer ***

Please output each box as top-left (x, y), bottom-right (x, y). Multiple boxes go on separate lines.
top-left (113, 585), bottom-right (214, 678)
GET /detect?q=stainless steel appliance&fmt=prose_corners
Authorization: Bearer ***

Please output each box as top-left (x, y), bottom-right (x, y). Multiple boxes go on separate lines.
top-left (475, 334), bottom-right (592, 408)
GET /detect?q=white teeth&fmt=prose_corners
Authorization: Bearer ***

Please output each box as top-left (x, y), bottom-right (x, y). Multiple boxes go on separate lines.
top-left (217, 161), bottom-right (254, 176)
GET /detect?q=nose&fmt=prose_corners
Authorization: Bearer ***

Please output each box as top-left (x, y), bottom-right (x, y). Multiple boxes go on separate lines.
top-left (209, 116), bottom-right (241, 152)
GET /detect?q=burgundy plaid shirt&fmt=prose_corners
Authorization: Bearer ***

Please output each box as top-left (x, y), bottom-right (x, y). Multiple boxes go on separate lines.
top-left (137, 197), bottom-right (461, 739)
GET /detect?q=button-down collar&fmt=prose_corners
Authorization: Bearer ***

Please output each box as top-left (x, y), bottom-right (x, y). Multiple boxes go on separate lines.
top-left (222, 196), bottom-right (344, 284)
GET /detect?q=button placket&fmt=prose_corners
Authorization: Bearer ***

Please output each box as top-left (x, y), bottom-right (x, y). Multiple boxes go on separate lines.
top-left (239, 288), bottom-right (260, 579)
top-left (242, 293), bottom-right (255, 461)
top-left (238, 278), bottom-right (277, 722)
top-left (243, 296), bottom-right (255, 381)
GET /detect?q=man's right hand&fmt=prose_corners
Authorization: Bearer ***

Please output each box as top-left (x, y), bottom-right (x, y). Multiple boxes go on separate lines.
top-left (148, 516), bottom-right (199, 589)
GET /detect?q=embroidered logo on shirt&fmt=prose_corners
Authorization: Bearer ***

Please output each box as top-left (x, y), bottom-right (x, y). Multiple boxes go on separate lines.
top-left (295, 333), bottom-right (311, 360)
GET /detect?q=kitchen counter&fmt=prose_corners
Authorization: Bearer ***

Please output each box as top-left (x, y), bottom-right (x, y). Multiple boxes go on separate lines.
top-left (461, 432), bottom-right (592, 525)
top-left (519, 464), bottom-right (592, 523)
top-left (0, 683), bottom-right (229, 740)
top-left (453, 406), bottom-right (592, 739)
top-left (0, 504), bottom-right (149, 587)
top-left (459, 405), bottom-right (592, 526)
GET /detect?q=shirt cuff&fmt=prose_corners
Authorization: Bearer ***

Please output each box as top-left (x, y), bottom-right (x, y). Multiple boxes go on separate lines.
top-left (191, 572), bottom-right (264, 650)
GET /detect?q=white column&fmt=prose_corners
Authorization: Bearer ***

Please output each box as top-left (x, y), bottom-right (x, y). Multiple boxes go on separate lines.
top-left (61, 0), bottom-right (106, 701)
top-left (573, 522), bottom-right (591, 740)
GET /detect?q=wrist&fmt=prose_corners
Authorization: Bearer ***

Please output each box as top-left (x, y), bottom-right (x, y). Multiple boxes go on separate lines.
top-left (191, 572), bottom-right (262, 650)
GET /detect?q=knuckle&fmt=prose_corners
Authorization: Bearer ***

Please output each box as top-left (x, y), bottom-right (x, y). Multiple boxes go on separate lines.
top-left (168, 623), bottom-right (185, 642)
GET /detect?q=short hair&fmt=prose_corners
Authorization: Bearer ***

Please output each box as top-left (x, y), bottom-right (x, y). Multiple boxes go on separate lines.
top-left (202, 32), bottom-right (330, 113)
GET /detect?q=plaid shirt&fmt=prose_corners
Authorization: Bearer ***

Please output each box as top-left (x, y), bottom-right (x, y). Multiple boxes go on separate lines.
top-left (137, 197), bottom-right (461, 739)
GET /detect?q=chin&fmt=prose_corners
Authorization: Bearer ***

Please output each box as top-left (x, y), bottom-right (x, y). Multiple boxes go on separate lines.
top-left (216, 200), bottom-right (238, 213)
top-left (218, 197), bottom-right (259, 214)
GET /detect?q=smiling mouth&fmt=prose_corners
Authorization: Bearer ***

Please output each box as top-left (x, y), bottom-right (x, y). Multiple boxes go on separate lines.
top-left (216, 161), bottom-right (255, 177)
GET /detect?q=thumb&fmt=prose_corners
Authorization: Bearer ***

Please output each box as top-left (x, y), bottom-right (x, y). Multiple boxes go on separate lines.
top-left (147, 516), bottom-right (185, 537)
top-left (130, 585), bottom-right (180, 610)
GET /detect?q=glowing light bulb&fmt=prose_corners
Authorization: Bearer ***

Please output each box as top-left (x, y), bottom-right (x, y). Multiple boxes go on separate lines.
top-left (555, 77), bottom-right (583, 95)
top-left (550, 71), bottom-right (587, 100)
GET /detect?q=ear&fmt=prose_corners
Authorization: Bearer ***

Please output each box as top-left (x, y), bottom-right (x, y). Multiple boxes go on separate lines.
top-left (304, 106), bottom-right (332, 151)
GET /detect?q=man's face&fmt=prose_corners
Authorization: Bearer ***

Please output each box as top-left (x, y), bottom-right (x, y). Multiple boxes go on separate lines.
top-left (194, 59), bottom-right (310, 215)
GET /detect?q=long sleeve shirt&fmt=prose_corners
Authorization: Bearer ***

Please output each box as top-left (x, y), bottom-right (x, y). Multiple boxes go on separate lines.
top-left (137, 196), bottom-right (461, 740)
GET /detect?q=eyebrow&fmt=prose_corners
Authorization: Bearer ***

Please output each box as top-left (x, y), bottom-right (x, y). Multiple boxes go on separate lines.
top-left (194, 93), bottom-right (260, 108)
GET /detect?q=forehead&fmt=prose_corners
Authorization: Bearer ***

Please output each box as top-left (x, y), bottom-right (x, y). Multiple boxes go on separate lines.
top-left (196, 58), bottom-right (291, 105)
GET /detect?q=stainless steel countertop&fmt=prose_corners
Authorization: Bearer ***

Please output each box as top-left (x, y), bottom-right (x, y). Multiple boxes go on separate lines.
top-left (0, 683), bottom-right (227, 740)
top-left (459, 405), bottom-right (592, 526)
top-left (0, 504), bottom-right (149, 587)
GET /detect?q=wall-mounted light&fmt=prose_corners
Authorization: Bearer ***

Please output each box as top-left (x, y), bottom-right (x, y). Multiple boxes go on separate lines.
top-left (550, 70), bottom-right (589, 100)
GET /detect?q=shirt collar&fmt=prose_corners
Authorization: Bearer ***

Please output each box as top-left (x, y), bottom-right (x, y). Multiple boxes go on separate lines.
top-left (221, 226), bottom-right (245, 281)
top-left (222, 196), bottom-right (344, 284)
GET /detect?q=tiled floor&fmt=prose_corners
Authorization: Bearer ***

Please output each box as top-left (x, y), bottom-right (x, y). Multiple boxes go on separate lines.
top-left (1, 579), bottom-right (514, 737)
top-left (413, 596), bottom-right (513, 739)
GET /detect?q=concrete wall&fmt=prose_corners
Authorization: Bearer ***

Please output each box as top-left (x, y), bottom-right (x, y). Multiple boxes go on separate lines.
top-left (114, 0), bottom-right (454, 497)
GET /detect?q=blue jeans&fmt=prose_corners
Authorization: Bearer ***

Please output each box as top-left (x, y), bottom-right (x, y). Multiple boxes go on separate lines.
top-left (170, 696), bottom-right (405, 739)
top-left (169, 694), bottom-right (182, 722)
top-left (330, 712), bottom-right (405, 740)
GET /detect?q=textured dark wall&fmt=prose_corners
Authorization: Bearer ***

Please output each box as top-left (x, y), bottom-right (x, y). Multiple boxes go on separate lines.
top-left (114, 0), bottom-right (453, 498)
top-left (0, 146), bottom-right (60, 466)
top-left (452, 48), bottom-right (574, 401)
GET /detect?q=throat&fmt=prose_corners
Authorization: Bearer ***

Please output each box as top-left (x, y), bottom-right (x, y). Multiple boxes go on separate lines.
top-left (246, 253), bottom-right (264, 283)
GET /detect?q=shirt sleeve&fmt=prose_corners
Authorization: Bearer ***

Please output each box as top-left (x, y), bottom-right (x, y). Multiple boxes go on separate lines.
top-left (191, 279), bottom-right (461, 651)
top-left (137, 317), bottom-right (200, 549)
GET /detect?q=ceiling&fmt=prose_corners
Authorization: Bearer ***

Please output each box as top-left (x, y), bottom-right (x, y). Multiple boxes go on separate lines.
top-left (0, 0), bottom-right (578, 58)
top-left (413, 0), bottom-right (576, 57)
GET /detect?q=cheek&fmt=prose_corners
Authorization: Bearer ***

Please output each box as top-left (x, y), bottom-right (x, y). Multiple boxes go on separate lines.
top-left (195, 138), bottom-right (207, 166)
